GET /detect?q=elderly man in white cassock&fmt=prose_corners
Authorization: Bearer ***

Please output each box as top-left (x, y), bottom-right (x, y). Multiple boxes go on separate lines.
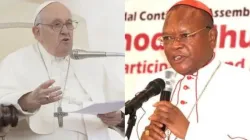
top-left (0, 1), bottom-right (124, 140)
top-left (131, 0), bottom-right (250, 140)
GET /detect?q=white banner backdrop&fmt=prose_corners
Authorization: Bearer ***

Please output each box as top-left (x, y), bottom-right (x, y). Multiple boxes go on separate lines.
top-left (125, 0), bottom-right (250, 139)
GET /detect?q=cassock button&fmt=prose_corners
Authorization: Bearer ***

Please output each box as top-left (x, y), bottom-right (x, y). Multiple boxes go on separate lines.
top-left (183, 85), bottom-right (189, 90)
top-left (187, 75), bottom-right (193, 80)
top-left (180, 100), bottom-right (187, 105)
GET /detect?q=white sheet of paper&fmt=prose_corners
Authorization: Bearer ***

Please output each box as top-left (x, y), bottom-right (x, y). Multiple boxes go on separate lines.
top-left (68, 101), bottom-right (124, 115)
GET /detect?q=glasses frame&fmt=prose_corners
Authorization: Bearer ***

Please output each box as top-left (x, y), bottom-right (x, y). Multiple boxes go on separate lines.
top-left (36, 20), bottom-right (79, 32)
top-left (158, 26), bottom-right (212, 45)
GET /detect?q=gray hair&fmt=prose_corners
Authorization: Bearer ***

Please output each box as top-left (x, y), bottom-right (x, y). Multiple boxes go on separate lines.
top-left (34, 13), bottom-right (42, 26)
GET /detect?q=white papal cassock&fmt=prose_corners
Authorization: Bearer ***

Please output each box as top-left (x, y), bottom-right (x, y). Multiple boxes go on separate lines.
top-left (130, 55), bottom-right (250, 140)
top-left (0, 43), bottom-right (124, 140)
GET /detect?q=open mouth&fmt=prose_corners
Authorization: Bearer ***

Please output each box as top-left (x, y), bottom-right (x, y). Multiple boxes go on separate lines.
top-left (62, 38), bottom-right (70, 42)
top-left (172, 55), bottom-right (186, 63)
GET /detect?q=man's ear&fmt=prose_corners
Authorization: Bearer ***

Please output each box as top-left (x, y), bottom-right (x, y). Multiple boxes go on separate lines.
top-left (208, 26), bottom-right (218, 49)
top-left (32, 26), bottom-right (40, 41)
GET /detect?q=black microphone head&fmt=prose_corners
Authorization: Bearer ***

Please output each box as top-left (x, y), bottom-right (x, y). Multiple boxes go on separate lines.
top-left (154, 78), bottom-right (166, 89)
top-left (146, 78), bottom-right (165, 89)
top-left (146, 78), bottom-right (165, 95)
top-left (125, 78), bottom-right (165, 115)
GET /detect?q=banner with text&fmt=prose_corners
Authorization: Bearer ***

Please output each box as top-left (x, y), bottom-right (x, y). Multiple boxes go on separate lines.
top-left (125, 0), bottom-right (250, 98)
top-left (125, 0), bottom-right (250, 139)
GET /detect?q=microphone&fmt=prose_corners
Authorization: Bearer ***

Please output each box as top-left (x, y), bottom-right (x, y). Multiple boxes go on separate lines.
top-left (70, 49), bottom-right (125, 60)
top-left (160, 71), bottom-right (175, 131)
top-left (125, 78), bottom-right (165, 115)
top-left (160, 81), bottom-right (172, 131)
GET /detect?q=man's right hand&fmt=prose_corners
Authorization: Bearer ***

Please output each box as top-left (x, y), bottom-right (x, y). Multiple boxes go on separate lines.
top-left (18, 79), bottom-right (62, 112)
top-left (141, 121), bottom-right (166, 140)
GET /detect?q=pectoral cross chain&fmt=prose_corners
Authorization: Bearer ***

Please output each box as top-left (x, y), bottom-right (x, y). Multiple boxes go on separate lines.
top-left (54, 107), bottom-right (68, 127)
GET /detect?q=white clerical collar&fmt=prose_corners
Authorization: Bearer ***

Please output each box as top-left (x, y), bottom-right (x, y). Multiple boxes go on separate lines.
top-left (37, 43), bottom-right (70, 64)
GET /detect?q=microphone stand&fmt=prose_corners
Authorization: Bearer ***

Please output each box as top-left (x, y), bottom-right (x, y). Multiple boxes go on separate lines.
top-left (125, 110), bottom-right (137, 140)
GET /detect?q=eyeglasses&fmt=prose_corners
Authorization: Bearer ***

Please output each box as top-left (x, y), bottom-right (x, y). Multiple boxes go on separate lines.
top-left (36, 20), bottom-right (78, 32)
top-left (158, 26), bottom-right (212, 46)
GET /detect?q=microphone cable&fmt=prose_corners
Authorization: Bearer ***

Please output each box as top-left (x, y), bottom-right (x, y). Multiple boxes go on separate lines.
top-left (136, 106), bottom-right (146, 140)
